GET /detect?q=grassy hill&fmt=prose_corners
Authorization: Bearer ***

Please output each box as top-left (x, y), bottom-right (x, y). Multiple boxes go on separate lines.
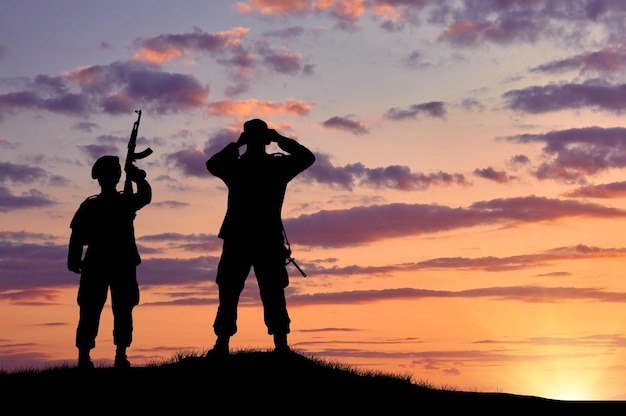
top-left (0, 349), bottom-right (620, 412)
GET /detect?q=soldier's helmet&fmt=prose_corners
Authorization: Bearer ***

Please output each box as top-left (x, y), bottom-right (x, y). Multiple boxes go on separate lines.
top-left (91, 155), bottom-right (122, 183)
top-left (243, 118), bottom-right (271, 146)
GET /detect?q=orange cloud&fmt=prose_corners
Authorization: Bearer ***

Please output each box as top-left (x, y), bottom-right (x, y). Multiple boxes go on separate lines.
top-left (133, 27), bottom-right (250, 64)
top-left (237, 0), bottom-right (366, 19)
top-left (238, 0), bottom-right (311, 14)
top-left (372, 3), bottom-right (400, 19)
top-left (314, 0), bottom-right (365, 18)
top-left (66, 66), bottom-right (97, 85)
top-left (206, 98), bottom-right (313, 117)
top-left (444, 20), bottom-right (477, 36)
top-left (134, 48), bottom-right (183, 64)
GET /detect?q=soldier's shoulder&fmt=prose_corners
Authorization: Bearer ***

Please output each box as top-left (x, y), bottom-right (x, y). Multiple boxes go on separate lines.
top-left (78, 194), bottom-right (100, 206)
top-left (84, 194), bottom-right (100, 202)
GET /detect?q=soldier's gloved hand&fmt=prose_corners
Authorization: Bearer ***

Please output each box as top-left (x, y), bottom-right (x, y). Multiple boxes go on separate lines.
top-left (236, 131), bottom-right (248, 147)
top-left (126, 164), bottom-right (147, 181)
top-left (68, 258), bottom-right (82, 274)
top-left (268, 129), bottom-right (280, 142)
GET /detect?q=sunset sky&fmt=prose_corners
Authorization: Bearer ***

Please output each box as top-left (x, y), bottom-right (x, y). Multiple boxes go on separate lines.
top-left (3, 0), bottom-right (626, 401)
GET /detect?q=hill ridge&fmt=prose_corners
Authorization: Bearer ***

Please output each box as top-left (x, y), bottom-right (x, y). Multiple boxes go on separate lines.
top-left (0, 350), bottom-right (620, 411)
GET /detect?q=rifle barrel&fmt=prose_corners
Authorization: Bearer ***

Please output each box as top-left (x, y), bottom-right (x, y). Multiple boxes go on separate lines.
top-left (288, 256), bottom-right (307, 277)
top-left (124, 109), bottom-right (146, 195)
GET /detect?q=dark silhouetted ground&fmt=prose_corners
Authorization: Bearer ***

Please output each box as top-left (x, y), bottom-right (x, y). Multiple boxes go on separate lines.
top-left (1, 350), bottom-right (623, 413)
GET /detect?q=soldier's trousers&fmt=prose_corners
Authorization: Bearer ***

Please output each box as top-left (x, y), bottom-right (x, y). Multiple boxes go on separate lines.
top-left (213, 238), bottom-right (291, 337)
top-left (75, 266), bottom-right (140, 350)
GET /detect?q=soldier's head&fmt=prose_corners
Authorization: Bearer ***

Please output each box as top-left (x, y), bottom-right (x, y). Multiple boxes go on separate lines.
top-left (91, 155), bottom-right (121, 188)
top-left (243, 118), bottom-right (271, 147)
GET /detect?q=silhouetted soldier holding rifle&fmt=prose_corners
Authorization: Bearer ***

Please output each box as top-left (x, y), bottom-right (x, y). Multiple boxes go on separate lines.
top-left (67, 111), bottom-right (152, 369)
top-left (206, 119), bottom-right (315, 355)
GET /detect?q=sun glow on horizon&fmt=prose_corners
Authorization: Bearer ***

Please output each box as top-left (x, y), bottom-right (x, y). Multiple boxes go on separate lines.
top-left (543, 382), bottom-right (594, 401)
top-left (521, 358), bottom-right (604, 401)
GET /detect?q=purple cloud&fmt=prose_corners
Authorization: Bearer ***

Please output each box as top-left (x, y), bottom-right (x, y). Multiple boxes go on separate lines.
top-left (283, 244), bottom-right (626, 277)
top-left (303, 153), bottom-right (468, 191)
top-left (505, 126), bottom-right (626, 182)
top-left (385, 101), bottom-right (446, 120)
top-left (138, 232), bottom-right (222, 252)
top-left (165, 128), bottom-right (237, 178)
top-left (134, 27), bottom-right (312, 95)
top-left (166, 147), bottom-right (212, 178)
top-left (0, 60), bottom-right (209, 120)
top-left (502, 80), bottom-right (626, 114)
top-left (257, 45), bottom-right (304, 75)
top-left (439, 15), bottom-right (542, 46)
top-left (473, 167), bottom-right (513, 184)
top-left (3, 231), bottom-right (626, 308)
top-left (72, 121), bottom-right (99, 133)
top-left (0, 238), bottom-right (220, 294)
top-left (322, 116), bottom-right (369, 135)
top-left (287, 285), bottom-right (626, 307)
top-left (79, 144), bottom-right (120, 162)
top-left (167, 143), bottom-right (469, 191)
top-left (1, 230), bottom-right (57, 242)
top-left (284, 196), bottom-right (626, 248)
top-left (0, 138), bottom-right (18, 150)
top-left (530, 46), bottom-right (626, 75)
top-left (509, 154), bottom-right (530, 165)
top-left (135, 27), bottom-right (248, 58)
top-left (0, 187), bottom-right (55, 212)
top-left (0, 162), bottom-right (48, 184)
top-left (562, 181), bottom-right (626, 198)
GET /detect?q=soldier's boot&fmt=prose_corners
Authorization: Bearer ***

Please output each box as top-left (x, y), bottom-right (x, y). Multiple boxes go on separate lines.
top-left (206, 335), bottom-right (230, 357)
top-left (114, 346), bottom-right (131, 369)
top-left (273, 333), bottom-right (291, 354)
top-left (78, 348), bottom-right (94, 370)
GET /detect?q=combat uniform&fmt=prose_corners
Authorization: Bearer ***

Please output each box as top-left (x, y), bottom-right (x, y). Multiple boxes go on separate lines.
top-left (207, 136), bottom-right (315, 340)
top-left (71, 191), bottom-right (144, 351)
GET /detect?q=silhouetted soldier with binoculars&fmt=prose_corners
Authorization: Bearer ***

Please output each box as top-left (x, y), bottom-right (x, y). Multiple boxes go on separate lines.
top-left (206, 119), bottom-right (315, 355)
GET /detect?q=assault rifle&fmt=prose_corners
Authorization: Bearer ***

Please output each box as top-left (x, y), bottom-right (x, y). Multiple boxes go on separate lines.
top-left (283, 227), bottom-right (307, 277)
top-left (286, 252), bottom-right (306, 277)
top-left (124, 109), bottom-right (153, 195)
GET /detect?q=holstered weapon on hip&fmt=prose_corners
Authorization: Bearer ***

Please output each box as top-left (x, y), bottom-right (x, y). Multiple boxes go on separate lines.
top-left (124, 109), bottom-right (153, 195)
